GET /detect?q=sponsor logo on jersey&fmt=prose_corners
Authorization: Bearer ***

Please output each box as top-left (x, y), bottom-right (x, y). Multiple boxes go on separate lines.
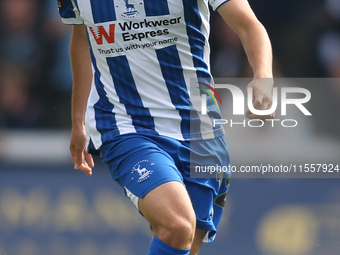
top-left (131, 160), bottom-right (154, 183)
top-left (89, 16), bottom-right (181, 45)
top-left (89, 24), bottom-right (116, 45)
top-left (119, 17), bottom-right (181, 42)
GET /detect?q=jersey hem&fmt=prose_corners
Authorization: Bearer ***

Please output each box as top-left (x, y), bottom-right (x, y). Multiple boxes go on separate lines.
top-left (89, 128), bottom-right (225, 151)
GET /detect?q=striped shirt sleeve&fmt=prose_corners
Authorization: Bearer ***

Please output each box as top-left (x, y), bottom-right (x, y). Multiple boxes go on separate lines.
top-left (58, 0), bottom-right (83, 24)
top-left (209, 0), bottom-right (230, 11)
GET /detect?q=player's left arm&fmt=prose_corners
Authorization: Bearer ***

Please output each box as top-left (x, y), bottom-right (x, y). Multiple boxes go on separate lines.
top-left (69, 24), bottom-right (94, 176)
top-left (217, 0), bottom-right (274, 119)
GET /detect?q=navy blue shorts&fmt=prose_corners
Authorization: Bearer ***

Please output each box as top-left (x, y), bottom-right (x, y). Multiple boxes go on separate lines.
top-left (99, 133), bottom-right (231, 243)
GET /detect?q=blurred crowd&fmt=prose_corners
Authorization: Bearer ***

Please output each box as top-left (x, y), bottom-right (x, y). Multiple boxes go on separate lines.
top-left (0, 0), bottom-right (339, 137)
top-left (0, 0), bottom-right (72, 129)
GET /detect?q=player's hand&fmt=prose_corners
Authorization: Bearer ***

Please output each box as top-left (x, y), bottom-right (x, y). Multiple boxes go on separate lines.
top-left (246, 78), bottom-right (275, 120)
top-left (69, 124), bottom-right (94, 176)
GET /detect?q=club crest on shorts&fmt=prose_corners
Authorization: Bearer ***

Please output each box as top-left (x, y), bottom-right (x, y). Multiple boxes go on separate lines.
top-left (131, 160), bottom-right (154, 183)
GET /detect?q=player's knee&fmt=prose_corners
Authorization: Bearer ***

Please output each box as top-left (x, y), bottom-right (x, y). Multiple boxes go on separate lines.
top-left (157, 214), bottom-right (196, 248)
top-left (171, 215), bottom-right (195, 241)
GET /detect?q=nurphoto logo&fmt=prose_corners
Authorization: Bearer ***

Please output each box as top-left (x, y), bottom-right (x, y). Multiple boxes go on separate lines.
top-left (201, 84), bottom-right (312, 128)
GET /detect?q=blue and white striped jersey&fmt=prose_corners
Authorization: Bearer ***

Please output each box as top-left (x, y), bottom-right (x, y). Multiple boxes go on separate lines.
top-left (59, 0), bottom-right (228, 149)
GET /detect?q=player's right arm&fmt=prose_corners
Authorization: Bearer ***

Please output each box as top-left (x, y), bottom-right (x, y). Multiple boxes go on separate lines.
top-left (69, 24), bottom-right (94, 176)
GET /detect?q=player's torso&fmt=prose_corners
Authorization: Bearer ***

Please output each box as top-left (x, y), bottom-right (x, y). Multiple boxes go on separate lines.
top-left (74, 0), bottom-right (221, 146)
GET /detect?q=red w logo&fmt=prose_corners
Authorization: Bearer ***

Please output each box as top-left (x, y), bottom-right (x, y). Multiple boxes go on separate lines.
top-left (89, 24), bottom-right (115, 45)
